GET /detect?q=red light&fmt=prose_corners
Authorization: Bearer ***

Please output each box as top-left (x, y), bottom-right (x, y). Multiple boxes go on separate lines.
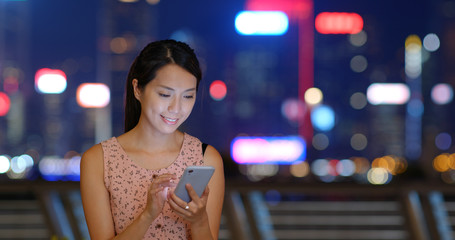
top-left (0, 92), bottom-right (11, 116)
top-left (245, 0), bottom-right (312, 19)
top-left (209, 80), bottom-right (227, 101)
top-left (315, 12), bottom-right (363, 34)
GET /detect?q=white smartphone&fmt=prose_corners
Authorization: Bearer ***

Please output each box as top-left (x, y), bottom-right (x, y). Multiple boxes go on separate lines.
top-left (174, 166), bottom-right (215, 202)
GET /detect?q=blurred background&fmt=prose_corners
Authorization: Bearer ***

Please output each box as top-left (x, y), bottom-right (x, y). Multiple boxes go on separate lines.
top-left (1, 0), bottom-right (455, 239)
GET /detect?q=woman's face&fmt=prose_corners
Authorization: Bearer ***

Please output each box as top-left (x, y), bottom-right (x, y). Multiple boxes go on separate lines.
top-left (134, 64), bottom-right (197, 135)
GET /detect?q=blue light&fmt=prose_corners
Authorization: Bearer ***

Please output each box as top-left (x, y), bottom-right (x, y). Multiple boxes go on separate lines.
top-left (311, 105), bottom-right (335, 131)
top-left (235, 11), bottom-right (289, 36)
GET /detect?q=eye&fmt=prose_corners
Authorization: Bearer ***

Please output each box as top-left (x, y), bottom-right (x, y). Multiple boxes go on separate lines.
top-left (184, 95), bottom-right (195, 99)
top-left (159, 93), bottom-right (170, 97)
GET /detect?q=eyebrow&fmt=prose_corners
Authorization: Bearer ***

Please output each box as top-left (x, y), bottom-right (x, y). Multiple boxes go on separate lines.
top-left (158, 85), bottom-right (196, 92)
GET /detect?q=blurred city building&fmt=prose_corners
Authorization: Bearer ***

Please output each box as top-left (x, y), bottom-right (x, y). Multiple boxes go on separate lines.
top-left (1, 0), bottom-right (455, 238)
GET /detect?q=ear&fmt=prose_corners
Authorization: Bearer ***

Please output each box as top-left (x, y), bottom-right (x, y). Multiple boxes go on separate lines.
top-left (132, 79), bottom-right (141, 101)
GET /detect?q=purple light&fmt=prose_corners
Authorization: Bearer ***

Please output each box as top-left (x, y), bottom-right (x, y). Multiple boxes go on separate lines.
top-left (231, 136), bottom-right (306, 164)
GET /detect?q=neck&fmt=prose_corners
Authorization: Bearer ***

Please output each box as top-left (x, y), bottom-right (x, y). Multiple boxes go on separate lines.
top-left (125, 122), bottom-right (183, 151)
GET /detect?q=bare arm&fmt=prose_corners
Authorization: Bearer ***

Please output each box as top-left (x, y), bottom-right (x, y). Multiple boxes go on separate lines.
top-left (80, 144), bottom-right (176, 240)
top-left (167, 145), bottom-right (225, 240)
top-left (201, 145), bottom-right (225, 239)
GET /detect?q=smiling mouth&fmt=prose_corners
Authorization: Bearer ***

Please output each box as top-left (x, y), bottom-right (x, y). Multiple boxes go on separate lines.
top-left (161, 115), bottom-right (178, 124)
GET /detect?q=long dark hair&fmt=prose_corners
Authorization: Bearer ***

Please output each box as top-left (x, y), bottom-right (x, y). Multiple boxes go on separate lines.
top-left (124, 39), bottom-right (202, 132)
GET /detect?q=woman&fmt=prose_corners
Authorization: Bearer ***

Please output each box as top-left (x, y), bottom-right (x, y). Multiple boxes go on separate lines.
top-left (80, 39), bottom-right (225, 240)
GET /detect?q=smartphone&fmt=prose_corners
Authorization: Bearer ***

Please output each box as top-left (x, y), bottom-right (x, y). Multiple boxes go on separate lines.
top-left (174, 166), bottom-right (215, 202)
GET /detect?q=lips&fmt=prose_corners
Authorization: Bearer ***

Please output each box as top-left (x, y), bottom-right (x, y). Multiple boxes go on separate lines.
top-left (161, 115), bottom-right (178, 125)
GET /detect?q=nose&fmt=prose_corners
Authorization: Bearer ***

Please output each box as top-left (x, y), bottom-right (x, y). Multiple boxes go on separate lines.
top-left (168, 97), bottom-right (180, 113)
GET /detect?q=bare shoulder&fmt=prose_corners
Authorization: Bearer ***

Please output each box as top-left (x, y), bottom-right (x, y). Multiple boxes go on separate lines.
top-left (203, 145), bottom-right (223, 168)
top-left (80, 143), bottom-right (104, 172)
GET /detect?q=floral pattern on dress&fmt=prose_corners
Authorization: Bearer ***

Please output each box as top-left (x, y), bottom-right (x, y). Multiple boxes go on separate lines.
top-left (101, 133), bottom-right (204, 239)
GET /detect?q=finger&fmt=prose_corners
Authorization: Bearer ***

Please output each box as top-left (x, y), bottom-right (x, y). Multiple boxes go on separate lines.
top-left (185, 183), bottom-right (199, 200)
top-left (152, 175), bottom-right (177, 187)
top-left (200, 186), bottom-right (210, 199)
top-left (169, 190), bottom-right (190, 209)
top-left (149, 186), bottom-right (164, 195)
top-left (168, 196), bottom-right (190, 215)
top-left (154, 173), bottom-right (177, 182)
top-left (185, 184), bottom-right (201, 202)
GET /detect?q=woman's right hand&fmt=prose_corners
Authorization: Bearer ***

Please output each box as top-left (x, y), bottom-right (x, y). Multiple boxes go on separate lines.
top-left (143, 173), bottom-right (177, 220)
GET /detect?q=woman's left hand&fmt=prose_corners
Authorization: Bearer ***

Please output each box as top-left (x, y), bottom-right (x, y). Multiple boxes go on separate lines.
top-left (168, 184), bottom-right (210, 223)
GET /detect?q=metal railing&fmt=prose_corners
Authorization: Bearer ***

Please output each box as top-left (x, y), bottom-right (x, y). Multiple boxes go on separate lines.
top-left (0, 180), bottom-right (454, 240)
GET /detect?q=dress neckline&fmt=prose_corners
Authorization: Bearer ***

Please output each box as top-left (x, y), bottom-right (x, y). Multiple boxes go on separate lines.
top-left (113, 133), bottom-right (187, 171)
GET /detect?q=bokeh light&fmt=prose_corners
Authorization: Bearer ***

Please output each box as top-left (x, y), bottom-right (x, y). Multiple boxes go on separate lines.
top-left (235, 11), bottom-right (289, 35)
top-left (35, 68), bottom-right (67, 94)
top-left (110, 37), bottom-right (128, 54)
top-left (350, 92), bottom-right (367, 110)
top-left (290, 161), bottom-right (310, 178)
top-left (311, 105), bottom-right (335, 131)
top-left (350, 55), bottom-right (368, 73)
top-left (304, 87), bottom-right (323, 105)
top-left (435, 132), bottom-right (452, 150)
top-left (311, 159), bottom-right (329, 177)
top-left (312, 133), bottom-right (329, 150)
top-left (209, 80), bottom-right (227, 101)
top-left (423, 33), bottom-right (440, 52)
top-left (352, 157), bottom-right (370, 174)
top-left (407, 99), bottom-right (424, 117)
top-left (231, 136), bottom-right (306, 164)
top-left (315, 12), bottom-right (363, 34)
top-left (372, 155), bottom-right (407, 175)
top-left (405, 35), bottom-right (422, 79)
top-left (433, 153), bottom-right (452, 172)
top-left (39, 156), bottom-right (81, 181)
top-left (367, 168), bottom-right (391, 185)
top-left (0, 92), bottom-right (11, 116)
top-left (349, 30), bottom-right (367, 47)
top-left (367, 83), bottom-right (410, 105)
top-left (0, 155), bottom-right (10, 174)
top-left (77, 83), bottom-right (110, 108)
top-left (10, 155), bottom-right (33, 174)
top-left (431, 83), bottom-right (453, 105)
top-left (281, 99), bottom-right (306, 122)
top-left (245, 164), bottom-right (279, 181)
top-left (336, 159), bottom-right (356, 177)
top-left (350, 133), bottom-right (368, 151)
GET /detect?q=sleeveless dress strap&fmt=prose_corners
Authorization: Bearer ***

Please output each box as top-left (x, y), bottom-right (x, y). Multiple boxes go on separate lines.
top-left (202, 143), bottom-right (208, 156)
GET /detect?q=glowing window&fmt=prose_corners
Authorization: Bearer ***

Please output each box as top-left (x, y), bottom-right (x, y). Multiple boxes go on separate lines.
top-left (77, 83), bottom-right (110, 108)
top-left (367, 83), bottom-right (410, 105)
top-left (231, 136), bottom-right (306, 164)
top-left (235, 11), bottom-right (289, 35)
top-left (35, 68), bottom-right (67, 94)
top-left (315, 12), bottom-right (363, 34)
